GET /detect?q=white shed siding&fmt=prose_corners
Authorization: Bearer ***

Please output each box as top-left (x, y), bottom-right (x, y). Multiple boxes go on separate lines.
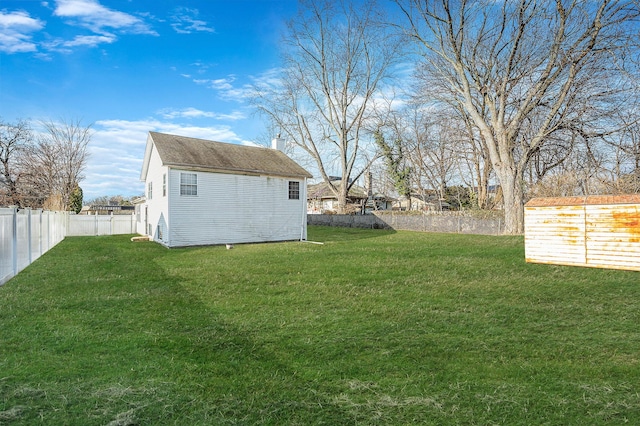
top-left (524, 205), bottom-right (586, 267)
top-left (585, 203), bottom-right (640, 270)
top-left (144, 145), bottom-right (170, 245)
top-left (525, 196), bottom-right (640, 272)
top-left (167, 169), bottom-right (306, 247)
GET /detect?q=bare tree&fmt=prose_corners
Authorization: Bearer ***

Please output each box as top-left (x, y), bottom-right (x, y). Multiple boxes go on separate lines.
top-left (604, 111), bottom-right (640, 193)
top-left (456, 111), bottom-right (495, 209)
top-left (23, 135), bottom-right (59, 208)
top-left (527, 104), bottom-right (640, 197)
top-left (382, 101), bottom-right (475, 210)
top-left (252, 0), bottom-right (400, 213)
top-left (0, 118), bottom-right (32, 207)
top-left (420, 116), bottom-right (460, 206)
top-left (22, 119), bottom-right (91, 210)
top-left (395, 0), bottom-right (639, 233)
top-left (407, 75), bottom-right (497, 210)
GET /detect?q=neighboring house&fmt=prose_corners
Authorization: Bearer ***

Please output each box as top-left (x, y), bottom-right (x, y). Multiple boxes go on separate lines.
top-left (81, 205), bottom-right (135, 215)
top-left (364, 194), bottom-right (396, 213)
top-left (395, 193), bottom-right (452, 211)
top-left (138, 132), bottom-right (312, 247)
top-left (307, 180), bottom-right (368, 214)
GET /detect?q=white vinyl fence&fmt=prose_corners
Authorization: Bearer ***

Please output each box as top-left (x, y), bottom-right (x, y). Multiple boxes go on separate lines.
top-left (67, 213), bottom-right (136, 236)
top-left (1, 208), bottom-right (137, 285)
top-left (1, 208), bottom-right (68, 285)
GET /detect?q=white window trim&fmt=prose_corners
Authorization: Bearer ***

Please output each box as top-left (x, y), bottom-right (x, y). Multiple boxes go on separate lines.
top-left (180, 172), bottom-right (198, 196)
top-left (288, 181), bottom-right (300, 200)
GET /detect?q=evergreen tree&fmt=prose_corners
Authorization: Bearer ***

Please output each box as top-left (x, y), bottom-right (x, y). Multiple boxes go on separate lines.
top-left (69, 185), bottom-right (83, 214)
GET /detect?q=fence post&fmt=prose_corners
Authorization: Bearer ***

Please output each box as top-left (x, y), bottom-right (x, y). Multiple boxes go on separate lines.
top-left (45, 211), bottom-right (50, 251)
top-left (39, 209), bottom-right (43, 257)
top-left (11, 206), bottom-right (17, 279)
top-left (27, 208), bottom-right (32, 264)
top-left (43, 211), bottom-right (47, 252)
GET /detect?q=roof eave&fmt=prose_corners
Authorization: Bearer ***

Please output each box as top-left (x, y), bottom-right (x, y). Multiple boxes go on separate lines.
top-left (140, 133), bottom-right (154, 181)
top-left (164, 162), bottom-right (312, 179)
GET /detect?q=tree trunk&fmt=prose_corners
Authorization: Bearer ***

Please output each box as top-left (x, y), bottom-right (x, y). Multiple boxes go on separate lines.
top-left (476, 176), bottom-right (488, 210)
top-left (337, 187), bottom-right (348, 214)
top-left (496, 167), bottom-right (524, 234)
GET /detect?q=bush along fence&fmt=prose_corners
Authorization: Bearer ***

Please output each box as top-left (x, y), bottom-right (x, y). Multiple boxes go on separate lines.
top-left (1, 208), bottom-right (137, 285)
top-left (308, 211), bottom-right (505, 235)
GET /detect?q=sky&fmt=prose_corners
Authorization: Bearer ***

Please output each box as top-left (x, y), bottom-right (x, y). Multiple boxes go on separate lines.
top-left (0, 0), bottom-right (299, 201)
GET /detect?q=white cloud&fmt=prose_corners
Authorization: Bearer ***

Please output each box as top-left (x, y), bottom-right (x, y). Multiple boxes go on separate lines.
top-left (251, 68), bottom-right (284, 90)
top-left (189, 69), bottom-right (293, 105)
top-left (189, 61), bottom-right (214, 75)
top-left (189, 74), bottom-right (259, 103)
top-left (40, 33), bottom-right (116, 53)
top-left (158, 107), bottom-right (216, 119)
top-left (0, 10), bottom-right (44, 53)
top-left (63, 33), bottom-right (115, 47)
top-left (157, 107), bottom-right (246, 121)
top-left (53, 0), bottom-right (157, 36)
top-left (0, 10), bottom-right (43, 28)
top-left (211, 77), bottom-right (235, 90)
top-left (180, 64), bottom-right (283, 105)
top-left (0, 1), bottom-right (157, 54)
top-left (192, 76), bottom-right (236, 91)
top-left (170, 8), bottom-right (214, 34)
top-left (217, 111), bottom-right (247, 121)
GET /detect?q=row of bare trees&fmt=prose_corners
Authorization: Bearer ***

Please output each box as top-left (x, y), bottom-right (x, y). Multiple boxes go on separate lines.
top-left (253, 0), bottom-right (401, 211)
top-left (0, 118), bottom-right (90, 212)
top-left (253, 0), bottom-right (640, 234)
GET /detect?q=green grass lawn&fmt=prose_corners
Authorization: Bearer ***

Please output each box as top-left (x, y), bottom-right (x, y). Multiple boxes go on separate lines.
top-left (1, 226), bottom-right (639, 425)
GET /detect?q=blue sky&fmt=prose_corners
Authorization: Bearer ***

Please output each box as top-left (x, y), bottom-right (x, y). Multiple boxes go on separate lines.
top-left (0, 0), bottom-right (298, 200)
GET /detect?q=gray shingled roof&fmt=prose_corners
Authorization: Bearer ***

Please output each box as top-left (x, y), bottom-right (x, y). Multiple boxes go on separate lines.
top-left (149, 132), bottom-right (312, 179)
top-left (307, 180), bottom-right (368, 200)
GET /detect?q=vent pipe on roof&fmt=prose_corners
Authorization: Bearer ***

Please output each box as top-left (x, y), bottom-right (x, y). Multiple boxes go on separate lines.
top-left (271, 134), bottom-right (285, 151)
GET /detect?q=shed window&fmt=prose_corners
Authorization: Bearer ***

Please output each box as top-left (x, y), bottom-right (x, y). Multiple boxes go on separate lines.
top-left (288, 181), bottom-right (300, 200)
top-left (180, 173), bottom-right (198, 196)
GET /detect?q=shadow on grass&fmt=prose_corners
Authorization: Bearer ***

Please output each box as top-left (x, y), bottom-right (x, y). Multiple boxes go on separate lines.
top-left (308, 225), bottom-right (396, 243)
top-left (0, 235), bottom-right (356, 425)
top-left (137, 250), bottom-right (359, 424)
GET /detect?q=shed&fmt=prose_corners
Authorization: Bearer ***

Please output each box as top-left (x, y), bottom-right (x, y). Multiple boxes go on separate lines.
top-left (524, 194), bottom-right (640, 271)
top-left (138, 132), bottom-right (312, 248)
